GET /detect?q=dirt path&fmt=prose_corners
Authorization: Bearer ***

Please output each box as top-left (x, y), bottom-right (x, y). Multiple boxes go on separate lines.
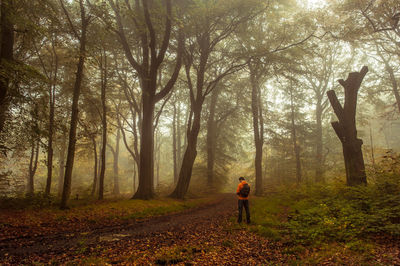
top-left (1, 194), bottom-right (291, 265)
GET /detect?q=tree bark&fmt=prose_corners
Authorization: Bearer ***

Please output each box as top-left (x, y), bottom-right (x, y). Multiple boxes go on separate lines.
top-left (206, 88), bottom-right (219, 185)
top-left (58, 134), bottom-right (67, 197)
top-left (27, 140), bottom-right (39, 195)
top-left (133, 92), bottom-right (155, 199)
top-left (327, 66), bottom-right (368, 186)
top-left (91, 137), bottom-right (98, 196)
top-left (133, 162), bottom-right (137, 194)
top-left (0, 0), bottom-right (14, 135)
top-left (170, 103), bottom-right (202, 199)
top-left (98, 52), bottom-right (108, 200)
top-left (315, 100), bottom-right (324, 182)
top-left (177, 103), bottom-right (182, 169)
top-left (45, 42), bottom-right (59, 195)
top-left (60, 0), bottom-right (89, 209)
top-left (172, 102), bottom-right (178, 183)
top-left (113, 129), bottom-right (120, 195)
top-left (289, 87), bottom-right (301, 183)
top-left (249, 62), bottom-right (263, 196)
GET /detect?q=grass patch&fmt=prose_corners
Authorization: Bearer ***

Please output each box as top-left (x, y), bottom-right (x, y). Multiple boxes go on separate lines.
top-left (248, 173), bottom-right (400, 263)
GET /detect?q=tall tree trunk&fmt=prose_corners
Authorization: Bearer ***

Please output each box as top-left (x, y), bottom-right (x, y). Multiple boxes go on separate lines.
top-left (133, 163), bottom-right (137, 194)
top-left (0, 0), bottom-right (14, 135)
top-left (183, 104), bottom-right (189, 156)
top-left (249, 63), bottom-right (263, 196)
top-left (91, 137), bottom-right (98, 196)
top-left (315, 100), bottom-right (324, 182)
top-left (172, 103), bottom-right (178, 183)
top-left (58, 134), bottom-right (67, 197)
top-left (327, 66), bottom-right (368, 186)
top-left (155, 132), bottom-right (161, 189)
top-left (98, 54), bottom-right (107, 200)
top-left (45, 49), bottom-right (58, 195)
top-left (110, 0), bottom-right (183, 200)
top-left (170, 103), bottom-right (202, 199)
top-left (133, 92), bottom-right (155, 199)
top-left (60, 0), bottom-right (89, 209)
top-left (289, 87), bottom-right (301, 183)
top-left (113, 129), bottom-right (120, 195)
top-left (177, 103), bottom-right (182, 168)
top-left (206, 88), bottom-right (219, 185)
top-left (369, 124), bottom-right (375, 166)
top-left (28, 140), bottom-right (40, 196)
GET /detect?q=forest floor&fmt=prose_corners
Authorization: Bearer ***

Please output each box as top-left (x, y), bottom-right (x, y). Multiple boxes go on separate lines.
top-left (1, 193), bottom-right (399, 265)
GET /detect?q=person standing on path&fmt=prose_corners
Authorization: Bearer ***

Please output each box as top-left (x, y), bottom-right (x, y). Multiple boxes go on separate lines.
top-left (236, 176), bottom-right (250, 224)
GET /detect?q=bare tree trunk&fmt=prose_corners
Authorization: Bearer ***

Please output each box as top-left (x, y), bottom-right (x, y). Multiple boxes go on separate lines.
top-left (113, 129), bottom-right (120, 195)
top-left (172, 102), bottom-right (178, 183)
top-left (58, 134), bottom-right (67, 197)
top-left (315, 100), bottom-right (324, 182)
top-left (327, 66), bottom-right (368, 186)
top-left (98, 52), bottom-right (108, 200)
top-left (45, 43), bottom-right (58, 195)
top-left (91, 137), bottom-right (98, 196)
top-left (28, 140), bottom-right (40, 195)
top-left (369, 123), bottom-right (375, 166)
top-left (0, 0), bottom-right (14, 135)
top-left (155, 131), bottom-right (161, 189)
top-left (289, 87), bottom-right (301, 183)
top-left (177, 103), bottom-right (182, 169)
top-left (134, 92), bottom-right (155, 199)
top-left (183, 105), bottom-right (189, 155)
top-left (170, 103), bottom-right (202, 199)
top-left (60, 0), bottom-right (89, 209)
top-left (249, 63), bottom-right (263, 196)
top-left (133, 163), bottom-right (137, 194)
top-left (206, 88), bottom-right (219, 185)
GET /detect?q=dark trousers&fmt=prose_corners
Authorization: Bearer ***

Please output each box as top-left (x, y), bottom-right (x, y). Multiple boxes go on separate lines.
top-left (238, 199), bottom-right (250, 223)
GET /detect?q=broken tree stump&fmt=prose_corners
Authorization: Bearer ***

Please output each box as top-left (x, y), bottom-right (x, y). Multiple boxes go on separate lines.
top-left (327, 66), bottom-right (368, 186)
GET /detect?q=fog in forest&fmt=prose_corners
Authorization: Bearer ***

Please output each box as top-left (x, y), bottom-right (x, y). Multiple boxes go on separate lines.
top-left (0, 0), bottom-right (399, 204)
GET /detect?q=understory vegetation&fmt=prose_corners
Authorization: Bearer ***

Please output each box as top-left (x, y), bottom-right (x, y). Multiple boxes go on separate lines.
top-left (250, 171), bottom-right (400, 263)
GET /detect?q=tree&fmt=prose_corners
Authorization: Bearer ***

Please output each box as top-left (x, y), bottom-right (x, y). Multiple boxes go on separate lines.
top-left (60, 0), bottom-right (91, 209)
top-left (170, 0), bottom-right (256, 199)
top-left (107, 0), bottom-right (184, 199)
top-left (108, 128), bottom-right (120, 195)
top-left (327, 66), bottom-right (368, 186)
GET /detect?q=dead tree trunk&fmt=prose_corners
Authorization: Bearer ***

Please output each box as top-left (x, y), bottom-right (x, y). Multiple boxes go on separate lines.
top-left (327, 66), bottom-right (368, 186)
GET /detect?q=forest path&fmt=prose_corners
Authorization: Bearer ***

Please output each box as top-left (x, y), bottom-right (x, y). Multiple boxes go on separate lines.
top-left (1, 193), bottom-right (289, 265)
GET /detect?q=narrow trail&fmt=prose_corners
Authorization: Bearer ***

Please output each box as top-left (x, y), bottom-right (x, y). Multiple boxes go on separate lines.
top-left (1, 193), bottom-right (291, 265)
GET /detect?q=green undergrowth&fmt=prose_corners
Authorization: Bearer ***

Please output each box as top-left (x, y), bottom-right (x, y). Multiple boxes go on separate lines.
top-left (249, 173), bottom-right (400, 262)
